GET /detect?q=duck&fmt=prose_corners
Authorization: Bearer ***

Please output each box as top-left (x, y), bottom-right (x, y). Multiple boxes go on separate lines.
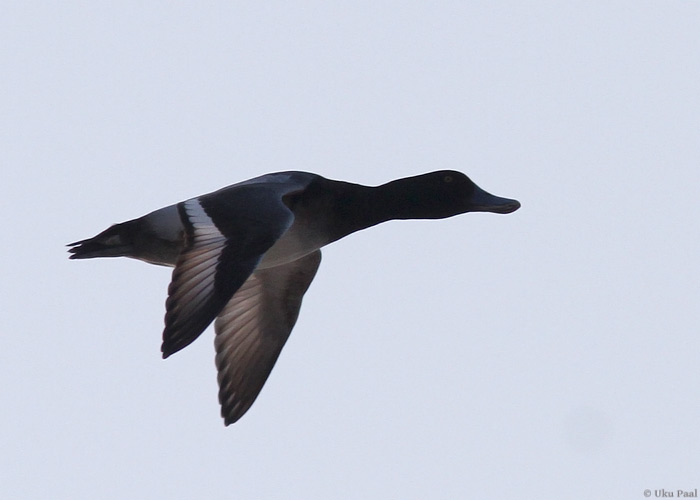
top-left (68, 170), bottom-right (520, 425)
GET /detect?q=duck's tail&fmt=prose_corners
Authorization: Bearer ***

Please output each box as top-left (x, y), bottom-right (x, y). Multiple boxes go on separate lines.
top-left (67, 219), bottom-right (141, 260)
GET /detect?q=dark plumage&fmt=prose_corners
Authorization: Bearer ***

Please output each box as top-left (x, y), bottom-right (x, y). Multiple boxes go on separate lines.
top-left (68, 170), bottom-right (520, 424)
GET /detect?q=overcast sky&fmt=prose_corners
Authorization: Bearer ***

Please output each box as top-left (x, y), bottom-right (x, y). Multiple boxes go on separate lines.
top-left (2, 2), bottom-right (699, 499)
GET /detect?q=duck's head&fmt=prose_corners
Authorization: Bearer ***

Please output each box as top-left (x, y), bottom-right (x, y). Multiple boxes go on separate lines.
top-left (390, 170), bottom-right (521, 219)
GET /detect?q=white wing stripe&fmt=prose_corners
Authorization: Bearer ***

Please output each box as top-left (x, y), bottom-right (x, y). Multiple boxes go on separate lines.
top-left (184, 199), bottom-right (214, 224)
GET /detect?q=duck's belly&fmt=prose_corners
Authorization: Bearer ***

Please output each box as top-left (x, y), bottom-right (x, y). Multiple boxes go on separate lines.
top-left (257, 217), bottom-right (328, 269)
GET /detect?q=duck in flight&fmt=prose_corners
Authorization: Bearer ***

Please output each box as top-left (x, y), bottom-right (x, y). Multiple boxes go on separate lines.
top-left (68, 170), bottom-right (520, 425)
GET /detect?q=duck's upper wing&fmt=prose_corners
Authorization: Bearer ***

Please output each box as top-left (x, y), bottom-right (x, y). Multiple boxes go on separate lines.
top-left (214, 250), bottom-right (322, 425)
top-left (162, 175), bottom-right (313, 358)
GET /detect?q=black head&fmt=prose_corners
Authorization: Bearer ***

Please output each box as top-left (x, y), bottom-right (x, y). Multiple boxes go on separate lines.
top-left (387, 170), bottom-right (521, 220)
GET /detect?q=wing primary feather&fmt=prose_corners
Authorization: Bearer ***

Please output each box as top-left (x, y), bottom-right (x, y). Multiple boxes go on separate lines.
top-left (213, 250), bottom-right (322, 424)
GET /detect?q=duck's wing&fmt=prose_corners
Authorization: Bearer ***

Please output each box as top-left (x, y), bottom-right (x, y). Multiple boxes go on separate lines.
top-left (161, 179), bottom-right (310, 358)
top-left (213, 250), bottom-right (322, 425)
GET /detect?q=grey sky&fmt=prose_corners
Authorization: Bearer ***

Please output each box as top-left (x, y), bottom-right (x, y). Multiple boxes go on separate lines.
top-left (2, 2), bottom-right (699, 499)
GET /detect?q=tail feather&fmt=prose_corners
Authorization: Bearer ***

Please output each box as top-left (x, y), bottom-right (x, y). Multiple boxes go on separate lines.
top-left (68, 220), bottom-right (140, 260)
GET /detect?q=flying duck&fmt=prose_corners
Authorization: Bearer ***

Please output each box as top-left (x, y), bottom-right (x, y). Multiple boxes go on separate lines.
top-left (68, 171), bottom-right (520, 425)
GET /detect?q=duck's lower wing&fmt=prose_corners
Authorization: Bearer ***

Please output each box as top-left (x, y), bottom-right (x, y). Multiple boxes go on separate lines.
top-left (213, 250), bottom-right (322, 425)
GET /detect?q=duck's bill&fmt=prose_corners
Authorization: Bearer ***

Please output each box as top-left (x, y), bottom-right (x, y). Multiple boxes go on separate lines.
top-left (470, 185), bottom-right (521, 214)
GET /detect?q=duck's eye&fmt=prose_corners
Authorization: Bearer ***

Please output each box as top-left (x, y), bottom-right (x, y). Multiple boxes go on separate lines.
top-left (443, 175), bottom-right (453, 183)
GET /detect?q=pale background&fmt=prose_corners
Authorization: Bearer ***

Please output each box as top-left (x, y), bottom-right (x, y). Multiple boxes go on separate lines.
top-left (2, 2), bottom-right (699, 499)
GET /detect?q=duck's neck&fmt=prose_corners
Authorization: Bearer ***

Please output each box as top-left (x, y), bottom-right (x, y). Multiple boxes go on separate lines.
top-left (323, 177), bottom-right (426, 241)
